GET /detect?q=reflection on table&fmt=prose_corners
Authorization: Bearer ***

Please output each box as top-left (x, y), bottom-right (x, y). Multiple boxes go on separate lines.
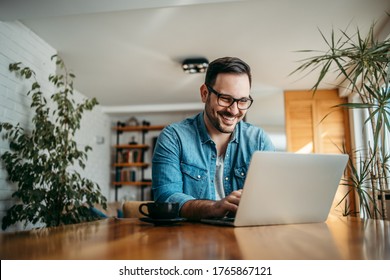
top-left (0, 214), bottom-right (389, 260)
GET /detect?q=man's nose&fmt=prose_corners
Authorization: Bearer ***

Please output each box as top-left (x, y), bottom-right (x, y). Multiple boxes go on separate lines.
top-left (227, 101), bottom-right (240, 115)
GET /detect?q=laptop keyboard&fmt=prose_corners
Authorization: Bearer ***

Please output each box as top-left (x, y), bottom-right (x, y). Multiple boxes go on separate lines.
top-left (200, 217), bottom-right (235, 226)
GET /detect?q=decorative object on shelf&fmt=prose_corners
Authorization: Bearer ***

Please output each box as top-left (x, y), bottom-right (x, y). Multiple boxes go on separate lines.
top-left (129, 136), bottom-right (138, 145)
top-left (126, 116), bottom-right (139, 126)
top-left (142, 120), bottom-right (150, 126)
top-left (182, 57), bottom-right (209, 74)
top-left (0, 55), bottom-right (107, 230)
top-left (291, 18), bottom-right (390, 220)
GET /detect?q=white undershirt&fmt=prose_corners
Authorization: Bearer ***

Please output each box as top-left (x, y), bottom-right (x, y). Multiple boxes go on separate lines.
top-left (215, 155), bottom-right (226, 200)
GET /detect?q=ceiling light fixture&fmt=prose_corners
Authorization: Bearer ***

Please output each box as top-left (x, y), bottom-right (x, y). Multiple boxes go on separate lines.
top-left (182, 58), bottom-right (209, 74)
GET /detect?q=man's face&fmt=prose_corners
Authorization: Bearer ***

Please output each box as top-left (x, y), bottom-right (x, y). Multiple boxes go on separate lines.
top-left (201, 73), bottom-right (251, 134)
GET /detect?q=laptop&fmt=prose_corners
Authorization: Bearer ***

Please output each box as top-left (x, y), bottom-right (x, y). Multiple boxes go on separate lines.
top-left (201, 151), bottom-right (348, 227)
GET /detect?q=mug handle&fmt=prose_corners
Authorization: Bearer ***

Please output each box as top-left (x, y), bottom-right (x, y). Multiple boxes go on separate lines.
top-left (139, 203), bottom-right (150, 217)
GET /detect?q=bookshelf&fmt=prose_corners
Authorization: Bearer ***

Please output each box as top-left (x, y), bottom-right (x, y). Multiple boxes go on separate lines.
top-left (113, 122), bottom-right (164, 201)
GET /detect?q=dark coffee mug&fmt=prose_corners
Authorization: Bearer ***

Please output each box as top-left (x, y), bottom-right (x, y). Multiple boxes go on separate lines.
top-left (139, 202), bottom-right (179, 219)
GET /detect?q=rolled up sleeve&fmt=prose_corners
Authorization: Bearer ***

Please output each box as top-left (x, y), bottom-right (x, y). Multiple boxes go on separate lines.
top-left (152, 126), bottom-right (195, 211)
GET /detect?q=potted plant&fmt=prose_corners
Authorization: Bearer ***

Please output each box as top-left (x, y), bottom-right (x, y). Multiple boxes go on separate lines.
top-left (0, 55), bottom-right (107, 230)
top-left (292, 19), bottom-right (390, 220)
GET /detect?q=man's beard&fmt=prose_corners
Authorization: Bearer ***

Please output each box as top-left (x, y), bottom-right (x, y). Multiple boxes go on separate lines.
top-left (204, 100), bottom-right (242, 134)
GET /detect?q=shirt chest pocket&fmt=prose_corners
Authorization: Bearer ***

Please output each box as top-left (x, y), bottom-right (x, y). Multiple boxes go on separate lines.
top-left (181, 163), bottom-right (208, 198)
top-left (234, 165), bottom-right (248, 187)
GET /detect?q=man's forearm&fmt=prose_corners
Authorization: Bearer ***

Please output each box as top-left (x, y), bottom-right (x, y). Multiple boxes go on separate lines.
top-left (180, 200), bottom-right (218, 220)
top-left (180, 190), bottom-right (242, 220)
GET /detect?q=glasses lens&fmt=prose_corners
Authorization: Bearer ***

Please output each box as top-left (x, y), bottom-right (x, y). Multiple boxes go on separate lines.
top-left (237, 99), bottom-right (253, 109)
top-left (218, 95), bottom-right (234, 107)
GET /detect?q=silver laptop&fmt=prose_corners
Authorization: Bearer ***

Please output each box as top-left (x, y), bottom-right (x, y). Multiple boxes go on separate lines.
top-left (201, 151), bottom-right (348, 227)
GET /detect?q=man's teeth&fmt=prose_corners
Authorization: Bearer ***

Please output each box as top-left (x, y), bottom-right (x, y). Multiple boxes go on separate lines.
top-left (222, 115), bottom-right (235, 121)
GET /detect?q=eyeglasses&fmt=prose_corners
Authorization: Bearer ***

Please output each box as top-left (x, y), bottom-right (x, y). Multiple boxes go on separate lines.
top-left (206, 84), bottom-right (253, 110)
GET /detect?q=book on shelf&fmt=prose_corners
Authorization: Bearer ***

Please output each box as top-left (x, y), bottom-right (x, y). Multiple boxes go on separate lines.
top-left (120, 168), bottom-right (137, 182)
top-left (117, 149), bottom-right (143, 163)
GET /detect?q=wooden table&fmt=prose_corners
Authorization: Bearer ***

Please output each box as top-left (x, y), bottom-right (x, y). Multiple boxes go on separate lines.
top-left (0, 215), bottom-right (389, 260)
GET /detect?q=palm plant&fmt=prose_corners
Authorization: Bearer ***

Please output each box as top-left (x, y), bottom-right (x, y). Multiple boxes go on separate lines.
top-left (292, 19), bottom-right (390, 219)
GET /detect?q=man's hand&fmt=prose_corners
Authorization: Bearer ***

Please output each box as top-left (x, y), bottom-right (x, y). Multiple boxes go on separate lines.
top-left (180, 189), bottom-right (243, 220)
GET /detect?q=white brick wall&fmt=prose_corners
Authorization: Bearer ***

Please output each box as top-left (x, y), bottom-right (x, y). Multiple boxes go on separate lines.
top-left (0, 21), bottom-right (111, 231)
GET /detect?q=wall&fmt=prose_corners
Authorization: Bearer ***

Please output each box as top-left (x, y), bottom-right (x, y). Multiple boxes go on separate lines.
top-left (0, 21), bottom-right (111, 231)
top-left (246, 89), bottom-right (286, 151)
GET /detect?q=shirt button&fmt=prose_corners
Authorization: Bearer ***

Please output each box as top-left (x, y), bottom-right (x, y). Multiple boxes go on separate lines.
top-left (225, 177), bottom-right (229, 181)
top-left (197, 175), bottom-right (201, 179)
top-left (241, 172), bottom-right (245, 176)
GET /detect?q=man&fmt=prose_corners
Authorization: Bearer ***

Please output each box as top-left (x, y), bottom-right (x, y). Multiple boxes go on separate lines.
top-left (152, 57), bottom-right (274, 220)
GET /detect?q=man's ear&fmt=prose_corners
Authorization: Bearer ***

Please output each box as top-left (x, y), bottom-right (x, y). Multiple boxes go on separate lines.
top-left (200, 84), bottom-right (208, 103)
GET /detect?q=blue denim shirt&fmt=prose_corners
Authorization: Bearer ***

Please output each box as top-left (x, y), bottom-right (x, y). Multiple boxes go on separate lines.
top-left (152, 112), bottom-right (275, 212)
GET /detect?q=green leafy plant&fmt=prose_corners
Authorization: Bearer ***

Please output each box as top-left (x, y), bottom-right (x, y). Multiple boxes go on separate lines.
top-left (0, 55), bottom-right (107, 230)
top-left (292, 19), bottom-right (390, 219)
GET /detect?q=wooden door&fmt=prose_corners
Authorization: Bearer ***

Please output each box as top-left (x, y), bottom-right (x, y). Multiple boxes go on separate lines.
top-left (284, 89), bottom-right (354, 216)
top-left (284, 89), bottom-right (351, 154)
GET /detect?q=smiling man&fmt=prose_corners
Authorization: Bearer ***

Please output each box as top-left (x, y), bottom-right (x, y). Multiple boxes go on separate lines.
top-left (152, 57), bottom-right (275, 220)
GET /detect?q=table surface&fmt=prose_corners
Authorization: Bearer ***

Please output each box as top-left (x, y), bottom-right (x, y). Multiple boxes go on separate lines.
top-left (1, 215), bottom-right (389, 260)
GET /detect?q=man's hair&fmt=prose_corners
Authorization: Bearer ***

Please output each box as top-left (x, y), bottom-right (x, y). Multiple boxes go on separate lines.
top-left (205, 57), bottom-right (252, 87)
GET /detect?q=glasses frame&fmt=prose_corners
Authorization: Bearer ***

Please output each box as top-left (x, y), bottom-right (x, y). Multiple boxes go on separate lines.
top-left (206, 84), bottom-right (253, 110)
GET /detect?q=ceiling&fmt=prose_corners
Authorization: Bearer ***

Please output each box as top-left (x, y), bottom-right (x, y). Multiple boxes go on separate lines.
top-left (1, 0), bottom-right (390, 118)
